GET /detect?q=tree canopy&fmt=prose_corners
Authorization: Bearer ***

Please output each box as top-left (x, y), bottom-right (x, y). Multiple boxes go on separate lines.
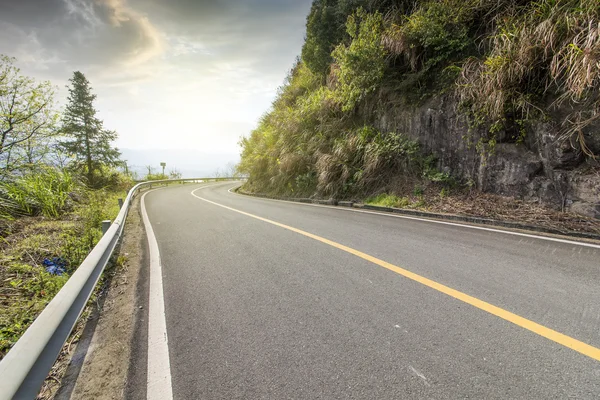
top-left (0, 56), bottom-right (58, 174)
top-left (61, 71), bottom-right (121, 188)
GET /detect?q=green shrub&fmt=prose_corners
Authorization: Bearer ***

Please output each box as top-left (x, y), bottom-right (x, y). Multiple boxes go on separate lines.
top-left (366, 193), bottom-right (401, 207)
top-left (144, 173), bottom-right (169, 181)
top-left (331, 8), bottom-right (387, 111)
top-left (422, 155), bottom-right (454, 185)
top-left (386, 1), bottom-right (472, 72)
top-left (366, 193), bottom-right (412, 208)
top-left (74, 189), bottom-right (123, 252)
top-left (94, 166), bottom-right (135, 190)
top-left (302, 0), bottom-right (340, 77)
top-left (413, 185), bottom-right (424, 197)
top-left (295, 172), bottom-right (318, 194)
top-left (0, 167), bottom-right (77, 218)
top-left (457, 0), bottom-right (600, 157)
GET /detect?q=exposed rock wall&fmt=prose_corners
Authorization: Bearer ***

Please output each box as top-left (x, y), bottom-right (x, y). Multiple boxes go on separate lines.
top-left (375, 96), bottom-right (600, 218)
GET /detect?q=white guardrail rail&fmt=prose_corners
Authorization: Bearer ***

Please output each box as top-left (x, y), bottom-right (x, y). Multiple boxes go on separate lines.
top-left (0, 177), bottom-right (239, 400)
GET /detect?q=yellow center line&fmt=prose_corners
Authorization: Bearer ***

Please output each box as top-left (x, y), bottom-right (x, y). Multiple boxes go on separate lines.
top-left (191, 187), bottom-right (600, 363)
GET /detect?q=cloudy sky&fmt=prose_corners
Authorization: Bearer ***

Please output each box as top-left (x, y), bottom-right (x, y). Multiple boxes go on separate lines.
top-left (0, 0), bottom-right (312, 170)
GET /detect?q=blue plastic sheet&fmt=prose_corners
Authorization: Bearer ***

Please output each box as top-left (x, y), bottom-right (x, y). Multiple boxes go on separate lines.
top-left (43, 258), bottom-right (66, 275)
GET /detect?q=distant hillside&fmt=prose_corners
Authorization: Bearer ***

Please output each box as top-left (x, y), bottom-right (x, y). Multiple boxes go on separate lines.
top-left (239, 0), bottom-right (600, 218)
top-left (120, 148), bottom-right (239, 178)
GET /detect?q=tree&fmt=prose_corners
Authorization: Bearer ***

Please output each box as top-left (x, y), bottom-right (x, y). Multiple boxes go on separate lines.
top-left (212, 167), bottom-right (222, 178)
top-left (0, 55), bottom-right (58, 175)
top-left (302, 0), bottom-right (339, 78)
top-left (301, 0), bottom-right (404, 79)
top-left (61, 71), bottom-right (121, 187)
top-left (224, 161), bottom-right (239, 178)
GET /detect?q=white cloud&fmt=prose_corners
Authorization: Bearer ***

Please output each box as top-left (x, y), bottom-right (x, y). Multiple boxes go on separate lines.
top-left (0, 0), bottom-right (312, 160)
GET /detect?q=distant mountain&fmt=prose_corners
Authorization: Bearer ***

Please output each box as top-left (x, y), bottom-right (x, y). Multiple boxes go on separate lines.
top-left (120, 148), bottom-right (239, 178)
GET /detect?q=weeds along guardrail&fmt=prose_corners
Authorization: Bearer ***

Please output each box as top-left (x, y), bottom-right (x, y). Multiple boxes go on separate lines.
top-left (0, 177), bottom-right (240, 400)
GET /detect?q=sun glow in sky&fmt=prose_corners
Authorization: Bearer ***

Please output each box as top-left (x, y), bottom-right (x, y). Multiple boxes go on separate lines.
top-left (0, 0), bottom-right (312, 160)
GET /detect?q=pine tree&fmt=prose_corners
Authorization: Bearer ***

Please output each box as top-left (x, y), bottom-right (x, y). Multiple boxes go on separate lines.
top-left (61, 71), bottom-right (121, 187)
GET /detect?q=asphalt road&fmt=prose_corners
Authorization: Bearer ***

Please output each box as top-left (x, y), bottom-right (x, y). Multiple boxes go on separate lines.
top-left (130, 181), bottom-right (600, 399)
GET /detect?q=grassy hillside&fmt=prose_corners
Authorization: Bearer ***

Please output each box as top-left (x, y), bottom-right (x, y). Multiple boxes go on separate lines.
top-left (0, 178), bottom-right (128, 358)
top-left (239, 0), bottom-right (599, 199)
top-left (0, 59), bottom-right (143, 362)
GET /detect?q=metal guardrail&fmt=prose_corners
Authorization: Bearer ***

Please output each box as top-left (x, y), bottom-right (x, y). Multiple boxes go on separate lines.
top-left (0, 177), bottom-right (239, 400)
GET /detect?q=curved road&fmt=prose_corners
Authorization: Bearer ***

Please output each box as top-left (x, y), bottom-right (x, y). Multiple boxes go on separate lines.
top-left (128, 182), bottom-right (600, 399)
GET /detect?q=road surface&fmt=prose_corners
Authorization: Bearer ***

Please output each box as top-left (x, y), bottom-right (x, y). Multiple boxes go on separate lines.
top-left (127, 181), bottom-right (600, 399)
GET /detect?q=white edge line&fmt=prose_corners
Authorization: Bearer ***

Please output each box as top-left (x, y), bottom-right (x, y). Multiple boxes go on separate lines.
top-left (141, 189), bottom-right (174, 400)
top-left (225, 185), bottom-right (600, 249)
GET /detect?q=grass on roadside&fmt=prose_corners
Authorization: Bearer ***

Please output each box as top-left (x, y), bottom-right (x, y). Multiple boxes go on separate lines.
top-left (0, 189), bottom-right (127, 359)
top-left (366, 193), bottom-right (411, 208)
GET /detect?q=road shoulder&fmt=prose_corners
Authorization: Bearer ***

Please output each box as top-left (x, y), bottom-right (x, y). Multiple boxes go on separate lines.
top-left (56, 195), bottom-right (146, 399)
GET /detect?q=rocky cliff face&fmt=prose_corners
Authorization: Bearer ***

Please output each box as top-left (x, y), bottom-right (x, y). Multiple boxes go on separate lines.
top-left (376, 96), bottom-right (600, 219)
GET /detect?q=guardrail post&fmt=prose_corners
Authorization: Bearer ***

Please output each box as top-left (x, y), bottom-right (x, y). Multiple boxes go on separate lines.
top-left (101, 220), bottom-right (111, 235)
top-left (118, 198), bottom-right (124, 209)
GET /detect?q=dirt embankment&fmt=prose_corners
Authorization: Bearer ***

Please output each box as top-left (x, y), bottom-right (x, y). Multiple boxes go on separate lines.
top-left (240, 180), bottom-right (600, 238)
top-left (55, 197), bottom-right (145, 400)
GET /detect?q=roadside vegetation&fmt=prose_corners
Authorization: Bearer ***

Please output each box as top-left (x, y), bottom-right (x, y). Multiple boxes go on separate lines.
top-left (238, 0), bottom-right (599, 208)
top-left (0, 55), bottom-right (133, 359)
